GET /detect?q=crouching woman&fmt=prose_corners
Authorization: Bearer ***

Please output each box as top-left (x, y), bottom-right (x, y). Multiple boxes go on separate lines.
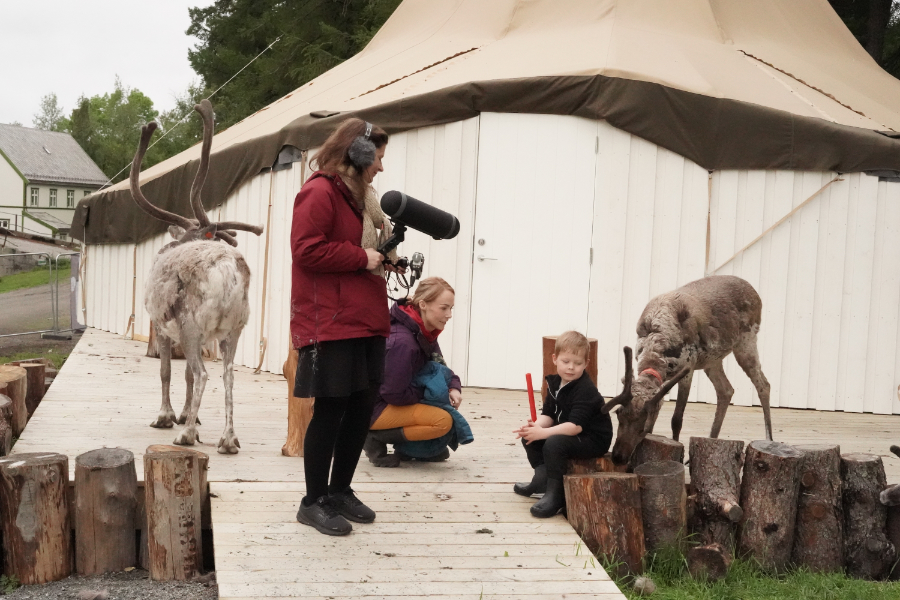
top-left (364, 277), bottom-right (467, 467)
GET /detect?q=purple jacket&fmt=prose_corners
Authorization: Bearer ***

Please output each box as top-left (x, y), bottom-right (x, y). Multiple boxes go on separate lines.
top-left (372, 302), bottom-right (462, 425)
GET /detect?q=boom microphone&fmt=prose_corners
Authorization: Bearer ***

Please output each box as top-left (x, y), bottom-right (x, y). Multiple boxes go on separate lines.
top-left (380, 191), bottom-right (460, 240)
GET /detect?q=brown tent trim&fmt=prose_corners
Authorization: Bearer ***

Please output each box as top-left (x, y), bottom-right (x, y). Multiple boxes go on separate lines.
top-left (72, 74), bottom-right (900, 245)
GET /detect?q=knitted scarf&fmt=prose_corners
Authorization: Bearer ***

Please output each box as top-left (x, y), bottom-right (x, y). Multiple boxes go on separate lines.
top-left (336, 165), bottom-right (397, 276)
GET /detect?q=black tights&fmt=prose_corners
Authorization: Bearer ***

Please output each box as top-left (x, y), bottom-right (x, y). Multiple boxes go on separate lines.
top-left (303, 386), bottom-right (377, 503)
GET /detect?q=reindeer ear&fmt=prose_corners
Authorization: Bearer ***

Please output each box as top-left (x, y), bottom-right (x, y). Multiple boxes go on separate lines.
top-left (168, 225), bottom-right (185, 240)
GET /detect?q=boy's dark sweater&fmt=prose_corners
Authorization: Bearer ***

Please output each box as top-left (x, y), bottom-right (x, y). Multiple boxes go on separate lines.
top-left (541, 371), bottom-right (613, 448)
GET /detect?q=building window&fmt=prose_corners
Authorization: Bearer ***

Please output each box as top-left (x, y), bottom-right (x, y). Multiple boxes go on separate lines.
top-left (67, 190), bottom-right (75, 207)
top-left (83, 190), bottom-right (90, 197)
top-left (49, 189), bottom-right (57, 207)
top-left (0, 219), bottom-right (9, 229)
top-left (30, 188), bottom-right (38, 206)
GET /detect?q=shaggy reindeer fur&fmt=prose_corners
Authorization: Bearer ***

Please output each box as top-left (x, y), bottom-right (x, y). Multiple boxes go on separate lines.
top-left (603, 275), bottom-right (773, 465)
top-left (131, 99), bottom-right (262, 454)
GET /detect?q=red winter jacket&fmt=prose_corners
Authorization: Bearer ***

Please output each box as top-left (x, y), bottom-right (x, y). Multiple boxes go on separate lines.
top-left (290, 172), bottom-right (390, 348)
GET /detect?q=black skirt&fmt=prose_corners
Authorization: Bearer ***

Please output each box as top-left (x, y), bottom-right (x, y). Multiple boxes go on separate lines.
top-left (294, 336), bottom-right (386, 399)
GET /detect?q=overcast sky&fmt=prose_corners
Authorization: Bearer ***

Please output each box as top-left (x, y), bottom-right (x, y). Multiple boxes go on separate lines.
top-left (0, 0), bottom-right (214, 126)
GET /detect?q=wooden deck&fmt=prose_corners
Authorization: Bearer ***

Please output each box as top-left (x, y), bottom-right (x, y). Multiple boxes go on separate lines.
top-left (12, 328), bottom-right (900, 598)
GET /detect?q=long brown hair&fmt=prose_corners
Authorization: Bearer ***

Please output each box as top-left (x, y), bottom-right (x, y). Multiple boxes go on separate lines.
top-left (311, 118), bottom-right (388, 174)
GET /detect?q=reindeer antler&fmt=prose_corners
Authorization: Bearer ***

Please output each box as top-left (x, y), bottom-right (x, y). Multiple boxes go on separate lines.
top-left (130, 122), bottom-right (195, 230)
top-left (190, 100), bottom-right (214, 228)
top-left (648, 365), bottom-right (692, 406)
top-left (602, 347), bottom-right (634, 414)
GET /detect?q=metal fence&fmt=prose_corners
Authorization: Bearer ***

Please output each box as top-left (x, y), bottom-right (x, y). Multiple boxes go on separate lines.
top-left (0, 252), bottom-right (85, 339)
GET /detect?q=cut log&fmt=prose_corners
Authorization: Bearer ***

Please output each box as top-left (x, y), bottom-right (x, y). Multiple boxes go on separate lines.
top-left (9, 361), bottom-right (46, 417)
top-left (738, 441), bottom-right (804, 573)
top-left (631, 434), bottom-right (685, 469)
top-left (541, 335), bottom-right (598, 400)
top-left (563, 472), bottom-right (644, 576)
top-left (841, 453), bottom-right (895, 580)
top-left (634, 460), bottom-right (686, 553)
top-left (0, 366), bottom-right (27, 436)
top-left (281, 348), bottom-right (315, 457)
top-left (688, 437), bottom-right (744, 549)
top-left (144, 445), bottom-right (207, 580)
top-left (0, 395), bottom-right (12, 456)
top-left (887, 504), bottom-right (900, 580)
top-left (0, 452), bottom-right (72, 584)
top-left (74, 448), bottom-right (138, 574)
top-left (791, 444), bottom-right (843, 573)
top-left (567, 452), bottom-right (629, 475)
top-left (687, 543), bottom-right (732, 582)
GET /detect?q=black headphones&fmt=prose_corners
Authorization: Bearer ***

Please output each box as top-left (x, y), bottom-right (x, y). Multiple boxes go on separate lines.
top-left (348, 121), bottom-right (376, 170)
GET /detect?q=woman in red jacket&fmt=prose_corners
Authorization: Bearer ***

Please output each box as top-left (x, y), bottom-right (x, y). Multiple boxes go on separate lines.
top-left (290, 118), bottom-right (395, 536)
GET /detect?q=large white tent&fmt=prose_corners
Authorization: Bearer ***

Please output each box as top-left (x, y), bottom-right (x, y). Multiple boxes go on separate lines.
top-left (75, 0), bottom-right (900, 415)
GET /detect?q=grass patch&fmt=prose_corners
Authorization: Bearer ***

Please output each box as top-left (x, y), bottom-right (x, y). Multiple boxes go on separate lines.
top-left (0, 263), bottom-right (71, 295)
top-left (611, 545), bottom-right (900, 600)
top-left (0, 349), bottom-right (69, 370)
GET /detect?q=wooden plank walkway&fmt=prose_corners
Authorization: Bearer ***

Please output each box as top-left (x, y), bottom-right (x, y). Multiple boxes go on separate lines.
top-left (12, 328), bottom-right (900, 598)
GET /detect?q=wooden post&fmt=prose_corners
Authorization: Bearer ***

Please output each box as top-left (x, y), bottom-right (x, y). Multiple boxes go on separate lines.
top-left (144, 446), bottom-right (207, 580)
top-left (0, 366), bottom-right (27, 436)
top-left (563, 472), bottom-right (644, 576)
top-left (0, 395), bottom-right (12, 456)
top-left (738, 441), bottom-right (804, 573)
top-left (0, 452), bottom-right (72, 584)
top-left (8, 361), bottom-right (46, 418)
top-left (631, 434), bottom-right (685, 469)
top-left (634, 461), bottom-right (686, 553)
top-left (566, 452), bottom-right (629, 475)
top-left (688, 437), bottom-right (744, 549)
top-left (74, 448), bottom-right (138, 574)
top-left (791, 444), bottom-right (843, 573)
top-left (541, 336), bottom-right (598, 399)
top-left (282, 347), bottom-right (315, 457)
top-left (841, 453), bottom-right (895, 580)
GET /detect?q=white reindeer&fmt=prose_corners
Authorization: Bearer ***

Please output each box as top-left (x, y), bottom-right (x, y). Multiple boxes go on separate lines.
top-left (130, 100), bottom-right (263, 453)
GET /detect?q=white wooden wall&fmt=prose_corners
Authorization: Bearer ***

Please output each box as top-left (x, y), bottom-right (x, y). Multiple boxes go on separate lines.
top-left (707, 170), bottom-right (900, 415)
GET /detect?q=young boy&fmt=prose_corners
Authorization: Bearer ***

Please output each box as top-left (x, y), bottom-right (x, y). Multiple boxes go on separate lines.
top-left (513, 331), bottom-right (613, 518)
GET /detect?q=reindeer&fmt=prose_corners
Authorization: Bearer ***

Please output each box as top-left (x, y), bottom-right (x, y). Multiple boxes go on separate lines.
top-left (130, 99), bottom-right (263, 454)
top-left (601, 275), bottom-right (773, 465)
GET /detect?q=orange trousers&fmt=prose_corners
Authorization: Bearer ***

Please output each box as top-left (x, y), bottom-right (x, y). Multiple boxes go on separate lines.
top-left (371, 404), bottom-right (453, 441)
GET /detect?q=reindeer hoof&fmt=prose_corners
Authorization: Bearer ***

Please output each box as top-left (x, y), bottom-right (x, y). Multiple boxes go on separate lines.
top-left (150, 414), bottom-right (176, 428)
top-left (217, 434), bottom-right (241, 454)
top-left (176, 414), bottom-right (200, 426)
top-left (174, 428), bottom-right (199, 446)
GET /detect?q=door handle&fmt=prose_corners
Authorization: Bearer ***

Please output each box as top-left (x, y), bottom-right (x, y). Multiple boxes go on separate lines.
top-left (477, 255), bottom-right (498, 262)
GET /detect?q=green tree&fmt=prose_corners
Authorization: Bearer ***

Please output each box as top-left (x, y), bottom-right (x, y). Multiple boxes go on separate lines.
top-left (831, 0), bottom-right (900, 77)
top-left (33, 93), bottom-right (66, 131)
top-left (186, 0), bottom-right (402, 129)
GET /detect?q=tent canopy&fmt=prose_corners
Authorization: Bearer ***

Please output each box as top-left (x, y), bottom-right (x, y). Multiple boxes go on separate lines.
top-left (74, 0), bottom-right (900, 244)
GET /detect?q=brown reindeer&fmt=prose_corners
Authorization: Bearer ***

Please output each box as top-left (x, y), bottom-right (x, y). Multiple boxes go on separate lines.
top-left (601, 275), bottom-right (773, 465)
top-left (130, 99), bottom-right (263, 453)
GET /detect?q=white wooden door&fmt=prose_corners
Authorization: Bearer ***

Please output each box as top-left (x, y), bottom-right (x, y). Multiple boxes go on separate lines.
top-left (466, 113), bottom-right (597, 389)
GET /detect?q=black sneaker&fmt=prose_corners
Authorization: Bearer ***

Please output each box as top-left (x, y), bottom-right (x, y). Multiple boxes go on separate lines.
top-left (329, 487), bottom-right (376, 523)
top-left (296, 496), bottom-right (352, 536)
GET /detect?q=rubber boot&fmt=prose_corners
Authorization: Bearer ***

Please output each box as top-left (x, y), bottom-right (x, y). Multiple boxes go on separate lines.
top-left (530, 478), bottom-right (565, 518)
top-left (513, 465), bottom-right (547, 497)
top-left (363, 428), bottom-right (407, 468)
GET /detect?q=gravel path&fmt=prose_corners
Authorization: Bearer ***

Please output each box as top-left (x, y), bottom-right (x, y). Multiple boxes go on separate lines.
top-left (3, 569), bottom-right (217, 600)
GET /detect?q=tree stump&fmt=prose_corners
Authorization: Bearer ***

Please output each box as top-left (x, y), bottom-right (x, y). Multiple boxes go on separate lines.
top-left (634, 460), bottom-right (686, 553)
top-left (74, 448), bottom-right (138, 574)
top-left (8, 361), bottom-right (46, 417)
top-left (563, 472), bottom-right (644, 576)
top-left (281, 348), bottom-right (314, 457)
top-left (687, 543), bottom-right (732, 582)
top-left (841, 453), bottom-right (895, 580)
top-left (541, 336), bottom-right (598, 399)
top-left (688, 437), bottom-right (744, 549)
top-left (0, 395), bottom-right (12, 456)
top-left (0, 366), bottom-right (27, 436)
top-left (887, 503), bottom-right (900, 580)
top-left (0, 452), bottom-right (72, 584)
top-left (791, 444), bottom-right (843, 573)
top-left (567, 452), bottom-right (629, 475)
top-left (738, 441), bottom-right (804, 572)
top-left (144, 446), bottom-right (207, 580)
top-left (631, 434), bottom-right (685, 469)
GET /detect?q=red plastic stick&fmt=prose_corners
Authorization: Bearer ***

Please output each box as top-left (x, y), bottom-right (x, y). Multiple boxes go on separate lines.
top-left (526, 373), bottom-right (537, 422)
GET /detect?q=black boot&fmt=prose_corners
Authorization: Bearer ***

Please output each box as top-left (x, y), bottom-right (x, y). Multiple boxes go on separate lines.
top-left (530, 478), bottom-right (565, 518)
top-left (514, 465), bottom-right (547, 497)
top-left (363, 428), bottom-right (407, 468)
